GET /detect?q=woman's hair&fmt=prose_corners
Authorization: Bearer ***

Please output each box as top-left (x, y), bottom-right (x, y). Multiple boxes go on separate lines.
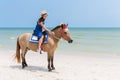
top-left (39, 17), bottom-right (45, 22)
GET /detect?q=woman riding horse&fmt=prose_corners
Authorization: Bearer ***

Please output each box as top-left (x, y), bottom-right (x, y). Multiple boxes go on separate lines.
top-left (15, 19), bottom-right (73, 71)
top-left (33, 11), bottom-right (54, 52)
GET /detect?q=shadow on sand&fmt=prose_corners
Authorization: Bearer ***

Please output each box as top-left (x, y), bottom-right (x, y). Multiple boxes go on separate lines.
top-left (10, 65), bottom-right (48, 72)
top-left (10, 65), bottom-right (59, 73)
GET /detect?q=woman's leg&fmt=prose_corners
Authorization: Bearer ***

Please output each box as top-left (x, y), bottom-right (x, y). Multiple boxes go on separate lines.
top-left (39, 35), bottom-right (44, 49)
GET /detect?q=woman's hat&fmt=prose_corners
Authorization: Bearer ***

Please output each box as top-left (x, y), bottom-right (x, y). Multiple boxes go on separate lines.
top-left (40, 11), bottom-right (48, 16)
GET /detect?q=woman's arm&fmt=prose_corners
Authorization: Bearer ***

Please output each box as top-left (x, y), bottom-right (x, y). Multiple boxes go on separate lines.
top-left (38, 21), bottom-right (55, 36)
top-left (38, 21), bottom-right (51, 33)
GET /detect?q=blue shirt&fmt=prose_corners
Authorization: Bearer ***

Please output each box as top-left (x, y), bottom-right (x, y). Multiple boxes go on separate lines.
top-left (33, 18), bottom-right (45, 38)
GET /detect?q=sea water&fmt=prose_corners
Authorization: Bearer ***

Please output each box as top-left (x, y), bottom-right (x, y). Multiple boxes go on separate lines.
top-left (0, 27), bottom-right (120, 55)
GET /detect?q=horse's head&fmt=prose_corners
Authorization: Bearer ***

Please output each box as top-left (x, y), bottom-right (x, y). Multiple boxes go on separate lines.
top-left (60, 23), bottom-right (73, 43)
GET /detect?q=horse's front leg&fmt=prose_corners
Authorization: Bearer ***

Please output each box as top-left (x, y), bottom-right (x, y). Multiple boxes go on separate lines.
top-left (47, 58), bottom-right (52, 71)
top-left (47, 52), bottom-right (55, 71)
top-left (51, 56), bottom-right (55, 70)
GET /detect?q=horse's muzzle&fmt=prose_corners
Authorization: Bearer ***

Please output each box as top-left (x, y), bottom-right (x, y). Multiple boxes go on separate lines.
top-left (68, 39), bottom-right (73, 43)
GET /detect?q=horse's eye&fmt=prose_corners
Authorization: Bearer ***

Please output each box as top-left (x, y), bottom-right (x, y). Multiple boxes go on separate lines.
top-left (64, 32), bottom-right (67, 34)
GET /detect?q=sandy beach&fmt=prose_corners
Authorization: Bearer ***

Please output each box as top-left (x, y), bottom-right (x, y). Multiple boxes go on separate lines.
top-left (0, 50), bottom-right (120, 80)
top-left (1, 0), bottom-right (120, 79)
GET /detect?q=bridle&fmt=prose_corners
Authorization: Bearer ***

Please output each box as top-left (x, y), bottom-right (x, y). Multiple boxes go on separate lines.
top-left (53, 24), bottom-right (68, 40)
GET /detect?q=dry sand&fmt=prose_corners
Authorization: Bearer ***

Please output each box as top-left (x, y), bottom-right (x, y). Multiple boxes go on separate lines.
top-left (0, 50), bottom-right (120, 80)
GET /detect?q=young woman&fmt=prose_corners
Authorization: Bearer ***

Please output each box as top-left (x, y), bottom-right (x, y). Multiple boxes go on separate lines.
top-left (33, 11), bottom-right (54, 52)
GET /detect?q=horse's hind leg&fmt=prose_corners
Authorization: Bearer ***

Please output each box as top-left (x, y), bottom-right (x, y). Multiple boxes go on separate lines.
top-left (21, 48), bottom-right (28, 69)
top-left (24, 49), bottom-right (28, 67)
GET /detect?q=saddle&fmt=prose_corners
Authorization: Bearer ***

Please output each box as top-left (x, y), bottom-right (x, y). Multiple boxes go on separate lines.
top-left (29, 31), bottom-right (48, 43)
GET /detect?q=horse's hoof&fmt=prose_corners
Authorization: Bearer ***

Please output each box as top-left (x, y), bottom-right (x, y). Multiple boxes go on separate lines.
top-left (25, 64), bottom-right (28, 67)
top-left (22, 65), bottom-right (25, 69)
top-left (22, 63), bottom-right (25, 69)
top-left (52, 67), bottom-right (55, 70)
top-left (48, 69), bottom-right (52, 72)
top-left (22, 63), bottom-right (28, 69)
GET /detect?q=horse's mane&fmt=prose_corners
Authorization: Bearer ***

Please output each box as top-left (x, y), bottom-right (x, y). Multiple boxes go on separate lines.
top-left (51, 25), bottom-right (62, 31)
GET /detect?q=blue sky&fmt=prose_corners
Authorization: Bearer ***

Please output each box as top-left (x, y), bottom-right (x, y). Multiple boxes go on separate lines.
top-left (0, 0), bottom-right (120, 28)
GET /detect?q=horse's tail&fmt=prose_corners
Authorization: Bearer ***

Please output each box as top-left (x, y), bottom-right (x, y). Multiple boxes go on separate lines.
top-left (15, 37), bottom-right (21, 63)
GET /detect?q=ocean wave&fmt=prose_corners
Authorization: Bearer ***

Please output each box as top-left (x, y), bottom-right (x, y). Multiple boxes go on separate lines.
top-left (9, 50), bottom-right (15, 53)
top-left (9, 37), bottom-right (16, 40)
top-left (0, 44), bottom-right (2, 47)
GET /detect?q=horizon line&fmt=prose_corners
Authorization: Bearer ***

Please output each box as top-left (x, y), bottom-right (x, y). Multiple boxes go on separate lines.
top-left (0, 27), bottom-right (120, 29)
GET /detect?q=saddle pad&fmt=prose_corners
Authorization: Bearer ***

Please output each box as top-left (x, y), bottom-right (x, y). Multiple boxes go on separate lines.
top-left (29, 35), bottom-right (39, 43)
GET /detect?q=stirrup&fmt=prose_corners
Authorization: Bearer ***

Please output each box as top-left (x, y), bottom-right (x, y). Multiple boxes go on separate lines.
top-left (37, 48), bottom-right (42, 54)
top-left (40, 50), bottom-right (42, 54)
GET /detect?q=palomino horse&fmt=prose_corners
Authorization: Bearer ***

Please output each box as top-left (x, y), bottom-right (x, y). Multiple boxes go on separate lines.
top-left (15, 23), bottom-right (73, 71)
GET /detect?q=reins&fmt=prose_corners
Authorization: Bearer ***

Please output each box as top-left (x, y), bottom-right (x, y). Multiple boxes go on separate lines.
top-left (53, 35), bottom-right (61, 40)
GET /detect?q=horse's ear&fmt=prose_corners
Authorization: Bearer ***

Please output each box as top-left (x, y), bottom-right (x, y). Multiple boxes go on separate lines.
top-left (60, 24), bottom-right (64, 29)
top-left (60, 22), bottom-right (64, 28)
